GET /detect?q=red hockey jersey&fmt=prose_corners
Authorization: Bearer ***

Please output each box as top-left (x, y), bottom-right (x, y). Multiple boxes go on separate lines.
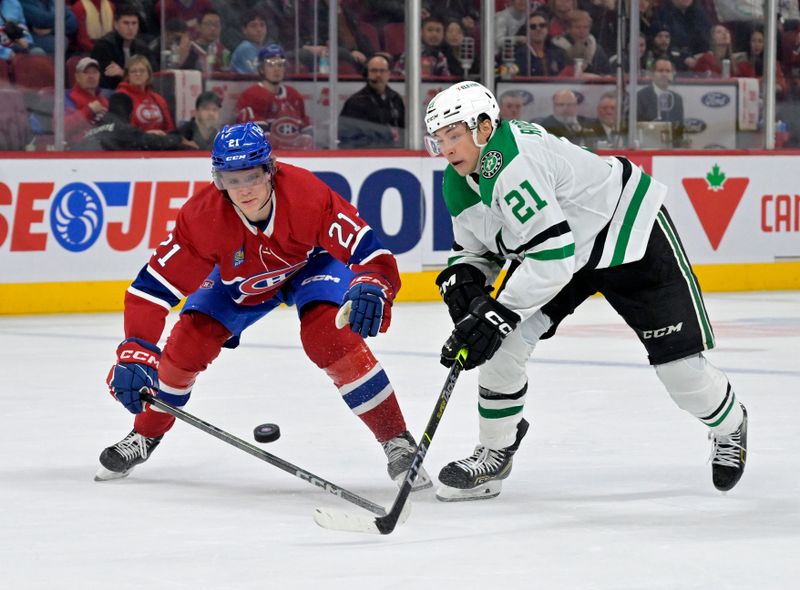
top-left (235, 83), bottom-right (313, 150)
top-left (124, 163), bottom-right (399, 343)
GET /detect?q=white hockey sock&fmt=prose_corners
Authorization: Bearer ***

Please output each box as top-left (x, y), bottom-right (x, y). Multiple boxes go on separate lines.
top-left (478, 385), bottom-right (527, 449)
top-left (655, 354), bottom-right (743, 435)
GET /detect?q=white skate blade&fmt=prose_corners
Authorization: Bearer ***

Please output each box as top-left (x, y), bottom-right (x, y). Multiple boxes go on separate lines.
top-left (313, 501), bottom-right (411, 534)
top-left (94, 465), bottom-right (131, 482)
top-left (435, 480), bottom-right (502, 502)
top-left (394, 468), bottom-right (433, 492)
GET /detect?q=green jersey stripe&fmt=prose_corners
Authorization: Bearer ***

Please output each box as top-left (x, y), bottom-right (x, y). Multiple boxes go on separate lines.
top-left (656, 211), bottom-right (715, 349)
top-left (610, 172), bottom-right (651, 266)
top-left (525, 243), bottom-right (575, 260)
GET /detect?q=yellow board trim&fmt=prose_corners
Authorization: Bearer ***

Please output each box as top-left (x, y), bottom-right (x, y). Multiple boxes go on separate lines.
top-left (1, 262), bottom-right (799, 315)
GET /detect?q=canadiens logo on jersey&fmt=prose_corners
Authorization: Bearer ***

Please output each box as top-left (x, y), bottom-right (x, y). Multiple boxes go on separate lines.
top-left (136, 100), bottom-right (164, 127)
top-left (271, 116), bottom-right (303, 139)
top-left (225, 260), bottom-right (307, 303)
top-left (481, 150), bottom-right (503, 178)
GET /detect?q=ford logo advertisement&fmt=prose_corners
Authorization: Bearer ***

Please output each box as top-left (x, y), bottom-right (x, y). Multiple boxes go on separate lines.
top-left (701, 92), bottom-right (731, 107)
top-left (684, 118), bottom-right (707, 134)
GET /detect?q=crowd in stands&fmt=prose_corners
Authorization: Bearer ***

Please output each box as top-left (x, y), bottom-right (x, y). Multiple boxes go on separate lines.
top-left (2, 0), bottom-right (800, 152)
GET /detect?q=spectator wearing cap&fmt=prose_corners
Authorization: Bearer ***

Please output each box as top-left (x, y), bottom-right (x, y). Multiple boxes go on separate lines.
top-left (655, 0), bottom-right (712, 57)
top-left (77, 92), bottom-right (193, 151)
top-left (644, 22), bottom-right (695, 72)
top-left (70, 0), bottom-right (114, 54)
top-left (115, 54), bottom-right (174, 133)
top-left (173, 90), bottom-right (222, 150)
top-left (65, 56), bottom-right (109, 146)
top-left (230, 9), bottom-right (268, 74)
top-left (235, 43), bottom-right (313, 150)
top-left (91, 4), bottom-right (155, 90)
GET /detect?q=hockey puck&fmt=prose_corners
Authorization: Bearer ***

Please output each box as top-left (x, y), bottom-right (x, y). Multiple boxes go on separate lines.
top-left (253, 423), bottom-right (281, 443)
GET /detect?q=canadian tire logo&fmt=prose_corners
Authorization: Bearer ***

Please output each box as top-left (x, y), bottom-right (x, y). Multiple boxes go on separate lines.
top-left (682, 164), bottom-right (748, 250)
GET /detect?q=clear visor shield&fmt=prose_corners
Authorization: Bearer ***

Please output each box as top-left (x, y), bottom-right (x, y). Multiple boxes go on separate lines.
top-left (214, 168), bottom-right (270, 190)
top-left (424, 134), bottom-right (443, 157)
top-left (424, 123), bottom-right (471, 157)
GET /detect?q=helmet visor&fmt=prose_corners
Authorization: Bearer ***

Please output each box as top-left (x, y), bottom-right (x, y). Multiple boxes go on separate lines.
top-left (214, 168), bottom-right (270, 190)
top-left (424, 123), bottom-right (471, 158)
top-left (424, 134), bottom-right (442, 157)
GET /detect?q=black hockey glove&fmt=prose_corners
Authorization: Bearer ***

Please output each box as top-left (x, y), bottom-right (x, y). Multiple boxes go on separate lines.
top-left (435, 264), bottom-right (491, 323)
top-left (441, 296), bottom-right (520, 371)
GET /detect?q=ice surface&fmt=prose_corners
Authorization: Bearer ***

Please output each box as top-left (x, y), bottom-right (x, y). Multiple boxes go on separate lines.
top-left (1, 292), bottom-right (798, 589)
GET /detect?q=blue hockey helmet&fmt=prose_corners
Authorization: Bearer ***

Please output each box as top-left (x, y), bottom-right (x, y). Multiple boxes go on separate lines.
top-left (211, 123), bottom-right (274, 186)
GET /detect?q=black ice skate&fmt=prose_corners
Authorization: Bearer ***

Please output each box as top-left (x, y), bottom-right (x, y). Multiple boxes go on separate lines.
top-left (710, 404), bottom-right (748, 492)
top-left (94, 429), bottom-right (163, 481)
top-left (437, 418), bottom-right (530, 502)
top-left (382, 431), bottom-right (433, 491)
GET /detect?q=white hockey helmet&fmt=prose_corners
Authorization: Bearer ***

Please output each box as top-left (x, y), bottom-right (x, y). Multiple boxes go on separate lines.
top-left (424, 81), bottom-right (500, 155)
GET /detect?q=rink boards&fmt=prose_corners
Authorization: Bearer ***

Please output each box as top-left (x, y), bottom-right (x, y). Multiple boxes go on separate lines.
top-left (1, 150), bottom-right (798, 314)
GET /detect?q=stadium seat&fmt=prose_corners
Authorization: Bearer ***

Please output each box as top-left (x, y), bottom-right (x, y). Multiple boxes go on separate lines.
top-left (337, 59), bottom-right (360, 75)
top-left (0, 60), bottom-right (10, 87)
top-left (12, 54), bottom-right (55, 89)
top-left (781, 28), bottom-right (800, 78)
top-left (0, 88), bottom-right (33, 150)
top-left (361, 22), bottom-right (380, 53)
top-left (285, 59), bottom-right (310, 75)
top-left (66, 55), bottom-right (84, 88)
top-left (382, 22), bottom-right (405, 58)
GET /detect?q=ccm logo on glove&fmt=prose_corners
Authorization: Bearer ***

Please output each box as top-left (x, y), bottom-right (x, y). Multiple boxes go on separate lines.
top-left (483, 310), bottom-right (514, 336)
top-left (119, 349), bottom-right (160, 367)
top-left (107, 338), bottom-right (162, 414)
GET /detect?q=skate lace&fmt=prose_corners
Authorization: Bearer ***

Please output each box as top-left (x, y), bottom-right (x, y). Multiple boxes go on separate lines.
top-left (117, 432), bottom-right (149, 462)
top-left (708, 429), bottom-right (743, 468)
top-left (455, 445), bottom-right (506, 476)
top-left (382, 434), bottom-right (414, 464)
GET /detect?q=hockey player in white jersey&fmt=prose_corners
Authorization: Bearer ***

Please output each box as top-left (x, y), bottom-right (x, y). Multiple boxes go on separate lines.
top-left (424, 81), bottom-right (748, 502)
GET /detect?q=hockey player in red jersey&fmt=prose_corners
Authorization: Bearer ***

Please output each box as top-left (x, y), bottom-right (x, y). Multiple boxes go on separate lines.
top-left (96, 121), bottom-right (432, 491)
top-left (235, 43), bottom-right (313, 150)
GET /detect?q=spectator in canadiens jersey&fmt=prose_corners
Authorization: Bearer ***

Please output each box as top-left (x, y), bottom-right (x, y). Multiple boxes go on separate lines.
top-left (236, 43), bottom-right (313, 150)
top-left (64, 56), bottom-right (109, 147)
top-left (422, 81), bottom-right (748, 502)
top-left (96, 122), bottom-right (433, 493)
top-left (76, 92), bottom-right (190, 150)
top-left (115, 54), bottom-right (175, 133)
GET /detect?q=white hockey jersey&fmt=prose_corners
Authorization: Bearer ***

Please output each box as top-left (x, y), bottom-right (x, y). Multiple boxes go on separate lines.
top-left (442, 119), bottom-right (667, 322)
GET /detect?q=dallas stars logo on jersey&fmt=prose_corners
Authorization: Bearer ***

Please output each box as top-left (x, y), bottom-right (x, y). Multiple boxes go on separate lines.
top-left (481, 150), bottom-right (503, 179)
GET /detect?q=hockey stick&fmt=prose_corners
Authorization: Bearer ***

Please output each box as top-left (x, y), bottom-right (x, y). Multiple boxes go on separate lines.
top-left (313, 349), bottom-right (467, 534)
top-left (140, 392), bottom-right (387, 516)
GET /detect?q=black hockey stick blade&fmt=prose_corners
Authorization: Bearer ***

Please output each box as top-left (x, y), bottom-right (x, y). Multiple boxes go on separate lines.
top-left (313, 350), bottom-right (466, 534)
top-left (141, 391), bottom-right (386, 516)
